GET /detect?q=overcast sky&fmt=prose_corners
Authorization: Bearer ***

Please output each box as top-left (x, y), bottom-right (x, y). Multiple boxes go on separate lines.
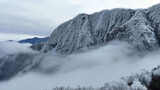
top-left (0, 0), bottom-right (159, 39)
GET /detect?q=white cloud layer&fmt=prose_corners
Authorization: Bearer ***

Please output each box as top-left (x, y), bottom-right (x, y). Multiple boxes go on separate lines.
top-left (0, 41), bottom-right (34, 57)
top-left (0, 33), bottom-right (44, 41)
top-left (0, 41), bottom-right (160, 90)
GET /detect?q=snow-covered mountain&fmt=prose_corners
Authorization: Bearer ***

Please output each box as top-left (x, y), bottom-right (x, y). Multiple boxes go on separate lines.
top-left (1, 3), bottom-right (160, 90)
top-left (42, 4), bottom-right (160, 54)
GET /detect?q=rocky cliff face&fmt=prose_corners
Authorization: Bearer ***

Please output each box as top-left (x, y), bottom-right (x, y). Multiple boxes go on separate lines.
top-left (42, 4), bottom-right (160, 54)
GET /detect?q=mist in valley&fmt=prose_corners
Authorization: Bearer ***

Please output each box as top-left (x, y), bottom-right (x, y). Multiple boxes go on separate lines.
top-left (0, 41), bottom-right (159, 90)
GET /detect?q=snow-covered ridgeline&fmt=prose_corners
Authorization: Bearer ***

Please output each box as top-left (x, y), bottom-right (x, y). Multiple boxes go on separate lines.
top-left (42, 4), bottom-right (160, 54)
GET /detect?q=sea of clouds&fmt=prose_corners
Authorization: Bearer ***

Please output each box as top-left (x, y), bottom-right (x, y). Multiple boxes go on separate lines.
top-left (0, 41), bottom-right (160, 90)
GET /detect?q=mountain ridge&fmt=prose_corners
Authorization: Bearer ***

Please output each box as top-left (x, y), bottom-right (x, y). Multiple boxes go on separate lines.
top-left (19, 37), bottom-right (49, 44)
top-left (41, 3), bottom-right (160, 54)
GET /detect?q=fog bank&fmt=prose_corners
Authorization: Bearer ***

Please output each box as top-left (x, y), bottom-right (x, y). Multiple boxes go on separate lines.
top-left (0, 41), bottom-right (160, 90)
